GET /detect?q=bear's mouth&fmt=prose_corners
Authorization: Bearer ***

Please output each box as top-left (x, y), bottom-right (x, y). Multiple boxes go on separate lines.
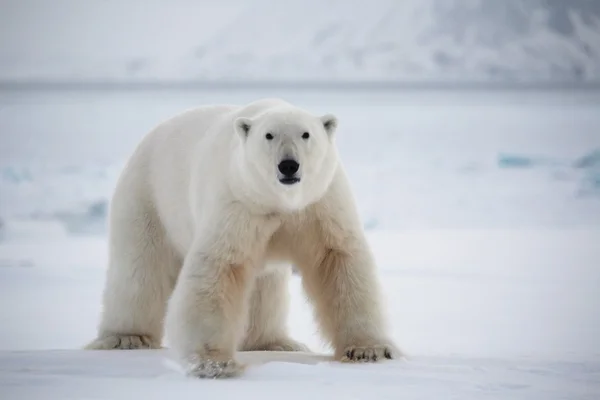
top-left (279, 177), bottom-right (301, 185)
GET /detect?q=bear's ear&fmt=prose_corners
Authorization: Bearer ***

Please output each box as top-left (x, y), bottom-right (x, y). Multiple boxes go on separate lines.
top-left (234, 117), bottom-right (253, 139)
top-left (320, 114), bottom-right (338, 138)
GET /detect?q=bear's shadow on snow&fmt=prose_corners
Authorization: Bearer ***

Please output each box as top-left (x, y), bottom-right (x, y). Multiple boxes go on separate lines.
top-left (236, 350), bottom-right (334, 366)
top-left (159, 350), bottom-right (340, 377)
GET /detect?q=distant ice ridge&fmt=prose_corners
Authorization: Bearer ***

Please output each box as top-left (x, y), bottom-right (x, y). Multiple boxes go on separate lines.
top-left (0, 163), bottom-right (120, 239)
top-left (496, 149), bottom-right (600, 198)
top-left (1, 149), bottom-right (599, 240)
top-left (573, 149), bottom-right (600, 197)
top-left (1, 0), bottom-right (600, 84)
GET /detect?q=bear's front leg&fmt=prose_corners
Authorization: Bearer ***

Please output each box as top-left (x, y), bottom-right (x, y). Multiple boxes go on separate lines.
top-left (165, 208), bottom-right (281, 379)
top-left (301, 244), bottom-right (401, 363)
top-left (298, 170), bottom-right (402, 363)
top-left (166, 252), bottom-right (253, 378)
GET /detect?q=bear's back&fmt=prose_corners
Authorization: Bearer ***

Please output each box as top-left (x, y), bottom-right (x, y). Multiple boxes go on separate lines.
top-left (147, 98), bottom-right (292, 150)
top-left (233, 98), bottom-right (293, 119)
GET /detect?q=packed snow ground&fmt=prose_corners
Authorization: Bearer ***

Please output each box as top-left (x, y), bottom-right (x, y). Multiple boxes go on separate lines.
top-left (0, 88), bottom-right (599, 398)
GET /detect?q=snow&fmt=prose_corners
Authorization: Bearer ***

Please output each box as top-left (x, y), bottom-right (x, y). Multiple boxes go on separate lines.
top-left (1, 0), bottom-right (600, 84)
top-left (1, 87), bottom-right (600, 398)
top-left (2, 350), bottom-right (597, 400)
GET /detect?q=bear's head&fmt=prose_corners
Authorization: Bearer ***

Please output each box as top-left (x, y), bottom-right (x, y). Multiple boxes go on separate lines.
top-left (233, 107), bottom-right (339, 212)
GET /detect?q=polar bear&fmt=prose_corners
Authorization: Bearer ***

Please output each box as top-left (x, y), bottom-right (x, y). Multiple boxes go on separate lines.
top-left (85, 98), bottom-right (400, 378)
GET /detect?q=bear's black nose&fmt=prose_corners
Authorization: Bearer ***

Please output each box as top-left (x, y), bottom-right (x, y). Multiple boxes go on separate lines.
top-left (278, 159), bottom-right (299, 176)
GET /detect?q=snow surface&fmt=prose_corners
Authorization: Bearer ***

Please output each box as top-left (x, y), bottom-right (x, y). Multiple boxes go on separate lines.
top-left (1, 87), bottom-right (600, 398)
top-left (1, 0), bottom-right (600, 84)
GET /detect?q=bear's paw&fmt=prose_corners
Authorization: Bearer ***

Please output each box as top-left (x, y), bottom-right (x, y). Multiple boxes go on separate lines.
top-left (185, 354), bottom-right (246, 379)
top-left (339, 343), bottom-right (401, 363)
top-left (84, 334), bottom-right (160, 350)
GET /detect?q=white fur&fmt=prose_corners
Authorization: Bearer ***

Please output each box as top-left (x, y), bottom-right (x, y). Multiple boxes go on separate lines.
top-left (85, 98), bottom-right (401, 378)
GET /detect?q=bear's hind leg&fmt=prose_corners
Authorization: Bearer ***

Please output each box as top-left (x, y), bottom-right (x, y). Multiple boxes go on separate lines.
top-left (85, 201), bottom-right (180, 350)
top-left (240, 267), bottom-right (309, 353)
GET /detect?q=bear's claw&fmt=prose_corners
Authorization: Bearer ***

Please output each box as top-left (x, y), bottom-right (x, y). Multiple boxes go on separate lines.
top-left (339, 344), bottom-right (399, 363)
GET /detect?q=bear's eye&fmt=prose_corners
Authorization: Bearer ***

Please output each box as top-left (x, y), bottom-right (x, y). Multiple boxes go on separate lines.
top-left (265, 133), bottom-right (274, 140)
top-left (302, 132), bottom-right (310, 139)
